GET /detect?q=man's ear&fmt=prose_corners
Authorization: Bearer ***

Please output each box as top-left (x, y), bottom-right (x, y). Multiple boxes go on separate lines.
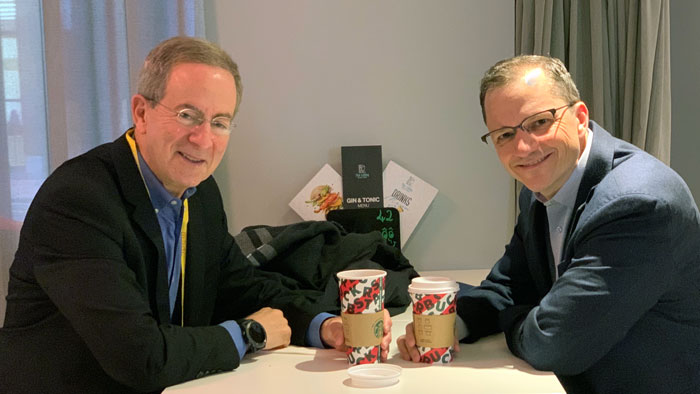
top-left (573, 101), bottom-right (590, 136)
top-left (131, 94), bottom-right (148, 133)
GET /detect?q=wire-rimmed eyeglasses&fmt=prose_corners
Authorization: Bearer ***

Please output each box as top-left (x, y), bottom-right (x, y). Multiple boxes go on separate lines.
top-left (480, 102), bottom-right (576, 147)
top-left (143, 96), bottom-right (236, 136)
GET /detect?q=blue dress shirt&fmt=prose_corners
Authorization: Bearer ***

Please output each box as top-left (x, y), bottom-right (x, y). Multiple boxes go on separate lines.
top-left (535, 129), bottom-right (593, 278)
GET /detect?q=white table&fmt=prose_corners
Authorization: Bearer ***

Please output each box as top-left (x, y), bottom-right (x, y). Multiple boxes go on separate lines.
top-left (165, 270), bottom-right (565, 393)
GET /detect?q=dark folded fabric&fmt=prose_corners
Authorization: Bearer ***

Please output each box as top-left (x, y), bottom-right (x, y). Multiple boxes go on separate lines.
top-left (233, 220), bottom-right (418, 315)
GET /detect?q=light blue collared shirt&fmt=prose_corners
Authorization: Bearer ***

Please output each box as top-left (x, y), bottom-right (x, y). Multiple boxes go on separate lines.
top-left (535, 128), bottom-right (593, 278)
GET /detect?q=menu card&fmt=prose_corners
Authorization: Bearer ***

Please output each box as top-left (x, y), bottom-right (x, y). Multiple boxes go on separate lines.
top-left (383, 160), bottom-right (438, 248)
top-left (341, 145), bottom-right (383, 209)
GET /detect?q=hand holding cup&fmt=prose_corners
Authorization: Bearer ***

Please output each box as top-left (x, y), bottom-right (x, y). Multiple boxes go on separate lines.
top-left (337, 269), bottom-right (387, 365)
top-left (405, 276), bottom-right (459, 364)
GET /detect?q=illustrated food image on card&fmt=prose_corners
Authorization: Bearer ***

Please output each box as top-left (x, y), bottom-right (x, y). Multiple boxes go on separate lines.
top-left (306, 184), bottom-right (342, 215)
top-left (289, 164), bottom-right (343, 221)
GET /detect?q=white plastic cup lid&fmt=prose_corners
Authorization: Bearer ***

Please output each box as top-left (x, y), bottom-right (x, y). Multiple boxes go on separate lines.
top-left (337, 269), bottom-right (387, 281)
top-left (408, 276), bottom-right (459, 294)
top-left (348, 364), bottom-right (401, 388)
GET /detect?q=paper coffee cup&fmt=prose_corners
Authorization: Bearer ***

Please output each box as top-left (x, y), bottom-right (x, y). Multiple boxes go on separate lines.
top-left (408, 276), bottom-right (459, 364)
top-left (337, 269), bottom-right (387, 365)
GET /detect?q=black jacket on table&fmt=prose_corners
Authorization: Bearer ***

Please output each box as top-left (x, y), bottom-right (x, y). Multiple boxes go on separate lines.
top-left (0, 132), bottom-right (325, 393)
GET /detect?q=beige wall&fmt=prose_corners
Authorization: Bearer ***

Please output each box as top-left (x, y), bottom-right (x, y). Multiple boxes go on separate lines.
top-left (205, 1), bottom-right (515, 271)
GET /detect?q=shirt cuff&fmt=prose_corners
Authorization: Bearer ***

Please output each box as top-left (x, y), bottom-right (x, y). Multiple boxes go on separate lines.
top-left (306, 312), bottom-right (335, 348)
top-left (219, 320), bottom-right (247, 360)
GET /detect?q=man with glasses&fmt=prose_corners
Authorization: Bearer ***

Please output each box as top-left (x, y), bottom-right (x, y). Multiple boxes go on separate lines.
top-left (0, 37), bottom-right (390, 393)
top-left (398, 55), bottom-right (700, 393)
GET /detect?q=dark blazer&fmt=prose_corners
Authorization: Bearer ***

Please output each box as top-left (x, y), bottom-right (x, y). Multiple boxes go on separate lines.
top-left (0, 132), bottom-right (319, 393)
top-left (458, 121), bottom-right (700, 394)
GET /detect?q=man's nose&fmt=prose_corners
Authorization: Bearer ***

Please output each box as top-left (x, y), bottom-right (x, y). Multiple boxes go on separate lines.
top-left (513, 127), bottom-right (538, 153)
top-left (187, 122), bottom-right (214, 148)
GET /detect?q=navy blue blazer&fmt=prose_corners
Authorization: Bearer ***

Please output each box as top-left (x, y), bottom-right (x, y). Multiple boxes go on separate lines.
top-left (458, 121), bottom-right (700, 394)
top-left (0, 132), bottom-right (320, 393)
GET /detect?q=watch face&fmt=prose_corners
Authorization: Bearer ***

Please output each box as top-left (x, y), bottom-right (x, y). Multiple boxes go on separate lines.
top-left (248, 321), bottom-right (266, 344)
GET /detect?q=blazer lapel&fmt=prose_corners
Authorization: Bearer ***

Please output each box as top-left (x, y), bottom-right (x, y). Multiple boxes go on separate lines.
top-left (572, 121), bottom-right (615, 214)
top-left (559, 121), bottom-right (616, 272)
top-left (110, 132), bottom-right (171, 324)
top-left (180, 193), bottom-right (206, 326)
top-left (131, 204), bottom-right (171, 324)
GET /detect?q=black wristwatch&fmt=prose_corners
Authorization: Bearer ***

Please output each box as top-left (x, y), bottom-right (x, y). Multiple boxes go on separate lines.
top-left (239, 319), bottom-right (267, 354)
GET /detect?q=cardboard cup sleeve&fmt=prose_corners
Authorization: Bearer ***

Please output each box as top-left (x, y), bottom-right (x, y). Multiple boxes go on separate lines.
top-left (341, 311), bottom-right (384, 347)
top-left (413, 313), bottom-right (457, 348)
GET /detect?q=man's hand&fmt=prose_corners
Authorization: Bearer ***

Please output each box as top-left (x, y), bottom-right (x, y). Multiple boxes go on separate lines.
top-left (396, 322), bottom-right (421, 362)
top-left (319, 315), bottom-right (346, 351)
top-left (397, 322), bottom-right (460, 362)
top-left (245, 307), bottom-right (291, 350)
top-left (321, 309), bottom-right (393, 361)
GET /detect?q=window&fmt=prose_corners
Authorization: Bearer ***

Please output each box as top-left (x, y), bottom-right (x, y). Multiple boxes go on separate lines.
top-left (1, 0), bottom-right (48, 222)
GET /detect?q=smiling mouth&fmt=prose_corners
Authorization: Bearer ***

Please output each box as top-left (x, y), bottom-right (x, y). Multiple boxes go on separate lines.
top-left (517, 153), bottom-right (551, 168)
top-left (179, 152), bottom-right (205, 164)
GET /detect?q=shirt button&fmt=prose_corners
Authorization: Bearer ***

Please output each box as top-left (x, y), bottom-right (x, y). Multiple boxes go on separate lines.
top-left (154, 208), bottom-right (159, 213)
top-left (171, 200), bottom-right (177, 206)
top-left (557, 226), bottom-right (563, 233)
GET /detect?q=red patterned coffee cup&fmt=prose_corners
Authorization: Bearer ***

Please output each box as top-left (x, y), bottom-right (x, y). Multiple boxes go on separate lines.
top-left (337, 269), bottom-right (386, 365)
top-left (408, 276), bottom-right (459, 364)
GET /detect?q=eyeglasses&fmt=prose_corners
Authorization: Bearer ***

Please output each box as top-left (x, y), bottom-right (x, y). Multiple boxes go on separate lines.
top-left (143, 96), bottom-right (236, 136)
top-left (480, 103), bottom-right (576, 147)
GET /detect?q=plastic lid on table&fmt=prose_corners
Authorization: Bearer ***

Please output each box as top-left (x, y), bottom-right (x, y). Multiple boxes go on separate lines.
top-left (347, 364), bottom-right (401, 388)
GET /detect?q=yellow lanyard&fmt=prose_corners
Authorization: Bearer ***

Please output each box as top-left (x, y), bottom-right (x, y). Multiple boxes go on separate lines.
top-left (180, 202), bottom-right (188, 325)
top-left (126, 129), bottom-right (188, 326)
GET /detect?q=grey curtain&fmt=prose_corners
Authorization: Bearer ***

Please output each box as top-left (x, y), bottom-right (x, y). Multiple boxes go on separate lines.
top-left (515, 0), bottom-right (671, 164)
top-left (43, 0), bottom-right (206, 170)
top-left (0, 0), bottom-right (204, 326)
